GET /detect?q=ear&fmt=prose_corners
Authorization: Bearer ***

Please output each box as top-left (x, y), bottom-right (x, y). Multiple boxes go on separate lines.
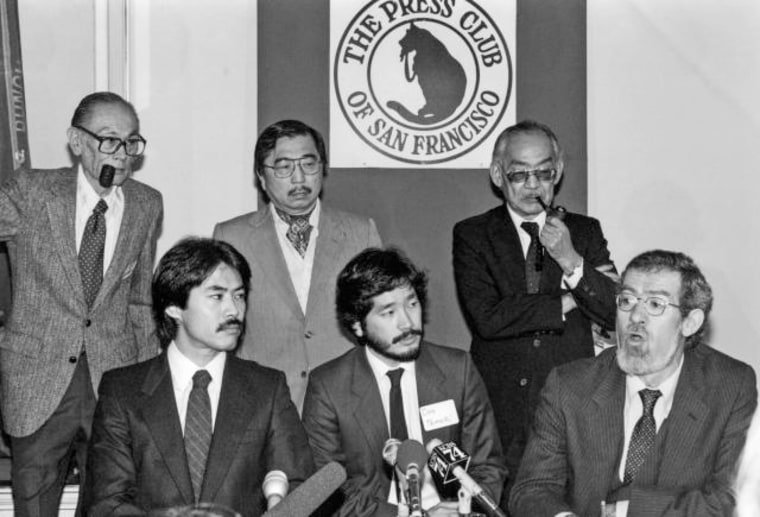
top-left (552, 158), bottom-right (565, 186)
top-left (165, 305), bottom-right (183, 322)
top-left (489, 161), bottom-right (503, 188)
top-left (681, 308), bottom-right (705, 338)
top-left (67, 127), bottom-right (83, 156)
top-left (351, 321), bottom-right (364, 338)
top-left (256, 171), bottom-right (268, 192)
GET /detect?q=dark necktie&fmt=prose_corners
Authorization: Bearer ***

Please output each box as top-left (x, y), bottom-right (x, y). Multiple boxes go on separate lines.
top-left (520, 221), bottom-right (542, 294)
top-left (276, 208), bottom-right (313, 257)
top-left (387, 368), bottom-right (408, 441)
top-left (79, 199), bottom-right (109, 308)
top-left (185, 370), bottom-right (213, 502)
top-left (623, 388), bottom-right (662, 483)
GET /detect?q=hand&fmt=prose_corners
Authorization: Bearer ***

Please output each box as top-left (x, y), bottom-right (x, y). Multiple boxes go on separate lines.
top-left (562, 293), bottom-right (578, 316)
top-left (540, 217), bottom-right (582, 274)
top-left (426, 501), bottom-right (460, 516)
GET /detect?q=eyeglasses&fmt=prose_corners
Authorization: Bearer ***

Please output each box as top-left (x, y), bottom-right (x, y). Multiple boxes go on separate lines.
top-left (505, 168), bottom-right (556, 184)
top-left (75, 126), bottom-right (147, 157)
top-left (262, 157), bottom-right (322, 178)
top-left (615, 293), bottom-right (681, 316)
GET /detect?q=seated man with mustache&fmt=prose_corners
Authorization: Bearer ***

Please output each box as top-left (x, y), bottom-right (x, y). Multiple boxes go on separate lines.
top-left (302, 247), bottom-right (507, 516)
top-left (510, 250), bottom-right (757, 517)
top-left (84, 238), bottom-right (314, 516)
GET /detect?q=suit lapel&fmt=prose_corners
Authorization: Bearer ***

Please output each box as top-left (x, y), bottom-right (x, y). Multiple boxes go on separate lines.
top-left (415, 344), bottom-right (453, 445)
top-left (201, 357), bottom-right (256, 501)
top-left (588, 359), bottom-right (626, 484)
top-left (350, 351), bottom-right (390, 463)
top-left (488, 207), bottom-right (530, 292)
top-left (45, 167), bottom-right (85, 306)
top-left (141, 355), bottom-right (195, 504)
top-left (305, 205), bottom-right (340, 318)
top-left (253, 208), bottom-right (304, 319)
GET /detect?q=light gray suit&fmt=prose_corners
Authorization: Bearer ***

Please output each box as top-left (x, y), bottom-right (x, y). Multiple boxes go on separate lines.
top-left (0, 167), bottom-right (162, 437)
top-left (213, 203), bottom-right (380, 410)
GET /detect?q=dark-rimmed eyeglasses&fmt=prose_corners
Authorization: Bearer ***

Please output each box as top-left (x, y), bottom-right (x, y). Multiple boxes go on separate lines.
top-left (616, 293), bottom-right (680, 317)
top-left (74, 125), bottom-right (147, 157)
top-left (262, 157), bottom-right (322, 178)
top-left (505, 168), bottom-right (556, 184)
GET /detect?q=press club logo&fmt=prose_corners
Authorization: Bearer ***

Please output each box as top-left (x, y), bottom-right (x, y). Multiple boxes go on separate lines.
top-left (334, 0), bottom-right (512, 165)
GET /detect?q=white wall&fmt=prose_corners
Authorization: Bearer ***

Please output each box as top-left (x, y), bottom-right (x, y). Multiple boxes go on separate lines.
top-left (19, 0), bottom-right (258, 259)
top-left (588, 0), bottom-right (760, 376)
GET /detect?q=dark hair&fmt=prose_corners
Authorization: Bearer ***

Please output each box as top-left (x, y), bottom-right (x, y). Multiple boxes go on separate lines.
top-left (622, 249), bottom-right (713, 348)
top-left (152, 237), bottom-right (251, 347)
top-left (254, 119), bottom-right (328, 177)
top-left (71, 91), bottom-right (139, 128)
top-left (336, 247), bottom-right (428, 338)
top-left (492, 119), bottom-right (563, 166)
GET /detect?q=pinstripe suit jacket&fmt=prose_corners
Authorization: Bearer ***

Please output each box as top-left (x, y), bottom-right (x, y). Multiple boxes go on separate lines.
top-left (213, 203), bottom-right (380, 411)
top-left (0, 167), bottom-right (162, 436)
top-left (509, 345), bottom-right (757, 517)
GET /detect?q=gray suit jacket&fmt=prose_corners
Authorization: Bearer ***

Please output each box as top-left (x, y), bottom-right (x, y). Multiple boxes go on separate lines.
top-left (213, 203), bottom-right (380, 411)
top-left (509, 345), bottom-right (757, 517)
top-left (0, 167), bottom-right (162, 436)
top-left (303, 342), bottom-right (507, 517)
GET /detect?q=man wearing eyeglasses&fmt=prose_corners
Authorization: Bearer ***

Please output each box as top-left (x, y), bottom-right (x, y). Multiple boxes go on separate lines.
top-left (213, 119), bottom-right (381, 412)
top-left (510, 250), bottom-right (756, 517)
top-left (452, 119), bottom-right (618, 507)
top-left (0, 91), bottom-right (162, 515)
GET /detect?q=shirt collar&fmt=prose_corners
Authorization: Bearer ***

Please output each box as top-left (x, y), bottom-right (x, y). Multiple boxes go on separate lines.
top-left (506, 203), bottom-right (547, 232)
top-left (270, 198), bottom-right (321, 227)
top-left (76, 164), bottom-right (123, 212)
top-left (626, 352), bottom-right (684, 406)
top-left (167, 341), bottom-right (227, 390)
top-left (365, 345), bottom-right (415, 377)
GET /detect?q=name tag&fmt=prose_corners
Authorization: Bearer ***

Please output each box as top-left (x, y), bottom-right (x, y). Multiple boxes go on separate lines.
top-left (420, 400), bottom-right (459, 431)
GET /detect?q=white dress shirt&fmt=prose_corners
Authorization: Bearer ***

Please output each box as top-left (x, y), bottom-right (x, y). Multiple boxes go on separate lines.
top-left (365, 347), bottom-right (441, 511)
top-left (167, 343), bottom-right (227, 433)
top-left (75, 165), bottom-right (124, 273)
top-left (271, 200), bottom-right (320, 314)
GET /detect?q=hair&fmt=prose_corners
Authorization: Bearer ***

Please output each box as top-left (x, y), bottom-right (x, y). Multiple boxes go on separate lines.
top-left (621, 249), bottom-right (713, 348)
top-left (254, 119), bottom-right (328, 177)
top-left (71, 91), bottom-right (139, 128)
top-left (491, 119), bottom-right (564, 169)
top-left (152, 237), bottom-right (251, 347)
top-left (336, 247), bottom-right (428, 338)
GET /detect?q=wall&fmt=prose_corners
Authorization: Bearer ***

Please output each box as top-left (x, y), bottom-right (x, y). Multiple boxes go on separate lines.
top-left (588, 0), bottom-right (760, 375)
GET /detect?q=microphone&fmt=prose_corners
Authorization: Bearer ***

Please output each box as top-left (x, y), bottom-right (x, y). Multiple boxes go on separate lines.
top-left (396, 439), bottom-right (427, 517)
top-left (426, 439), bottom-right (506, 517)
top-left (383, 437), bottom-right (402, 467)
top-left (262, 461), bottom-right (346, 517)
top-left (262, 470), bottom-right (289, 509)
top-left (99, 164), bottom-right (116, 189)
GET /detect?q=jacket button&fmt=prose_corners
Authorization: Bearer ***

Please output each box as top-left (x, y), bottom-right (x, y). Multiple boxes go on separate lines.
top-left (519, 378), bottom-right (529, 387)
top-left (533, 338), bottom-right (541, 348)
top-left (69, 356), bottom-right (78, 364)
top-left (85, 319), bottom-right (92, 327)
top-left (304, 331), bottom-right (313, 339)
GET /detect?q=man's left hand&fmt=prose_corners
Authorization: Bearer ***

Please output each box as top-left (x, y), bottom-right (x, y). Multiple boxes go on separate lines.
top-left (540, 216), bottom-right (583, 274)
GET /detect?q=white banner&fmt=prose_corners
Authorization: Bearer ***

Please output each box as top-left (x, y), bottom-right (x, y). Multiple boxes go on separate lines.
top-left (330, 0), bottom-right (515, 169)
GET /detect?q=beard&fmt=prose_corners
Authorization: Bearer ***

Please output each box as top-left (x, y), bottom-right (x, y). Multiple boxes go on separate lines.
top-left (361, 328), bottom-right (423, 362)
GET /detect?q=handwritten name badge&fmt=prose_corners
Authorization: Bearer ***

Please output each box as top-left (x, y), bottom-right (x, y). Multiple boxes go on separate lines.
top-left (420, 399), bottom-right (459, 431)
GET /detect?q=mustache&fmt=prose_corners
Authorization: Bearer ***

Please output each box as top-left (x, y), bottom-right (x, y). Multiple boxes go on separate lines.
top-left (217, 319), bottom-right (243, 332)
top-left (392, 328), bottom-right (423, 344)
top-left (289, 186), bottom-right (312, 196)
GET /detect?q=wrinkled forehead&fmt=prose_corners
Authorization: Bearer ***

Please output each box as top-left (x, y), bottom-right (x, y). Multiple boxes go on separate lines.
top-left (498, 130), bottom-right (556, 165)
top-left (621, 268), bottom-right (683, 299)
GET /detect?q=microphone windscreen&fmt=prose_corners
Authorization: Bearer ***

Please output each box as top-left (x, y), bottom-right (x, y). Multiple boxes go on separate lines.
top-left (262, 470), bottom-right (289, 507)
top-left (396, 439), bottom-right (427, 471)
top-left (262, 461), bottom-right (347, 517)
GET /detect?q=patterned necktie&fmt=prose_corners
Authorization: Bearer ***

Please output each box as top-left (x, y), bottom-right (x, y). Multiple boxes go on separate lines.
top-left (623, 388), bottom-right (662, 483)
top-left (520, 221), bottom-right (542, 294)
top-left (79, 199), bottom-right (109, 308)
top-left (276, 208), bottom-right (313, 257)
top-left (387, 369), bottom-right (408, 441)
top-left (185, 370), bottom-right (213, 502)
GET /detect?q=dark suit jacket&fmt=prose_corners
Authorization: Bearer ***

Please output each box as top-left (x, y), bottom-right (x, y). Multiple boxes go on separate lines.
top-left (509, 345), bottom-right (757, 517)
top-left (213, 204), bottom-right (381, 412)
top-left (452, 205), bottom-right (616, 473)
top-left (0, 167), bottom-right (162, 437)
top-left (84, 353), bottom-right (315, 516)
top-left (302, 341), bottom-right (507, 517)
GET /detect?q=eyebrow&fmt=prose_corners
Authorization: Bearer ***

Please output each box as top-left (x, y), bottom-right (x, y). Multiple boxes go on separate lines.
top-left (507, 157), bottom-right (554, 168)
top-left (273, 153), bottom-right (318, 163)
top-left (620, 286), bottom-right (674, 297)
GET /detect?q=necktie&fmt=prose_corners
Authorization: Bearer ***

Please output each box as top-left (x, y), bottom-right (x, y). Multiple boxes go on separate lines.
top-left (79, 199), bottom-right (109, 308)
top-left (387, 368), bottom-right (408, 441)
top-left (276, 208), bottom-right (313, 257)
top-left (185, 370), bottom-right (213, 502)
top-left (623, 388), bottom-right (662, 483)
top-left (520, 221), bottom-right (542, 294)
